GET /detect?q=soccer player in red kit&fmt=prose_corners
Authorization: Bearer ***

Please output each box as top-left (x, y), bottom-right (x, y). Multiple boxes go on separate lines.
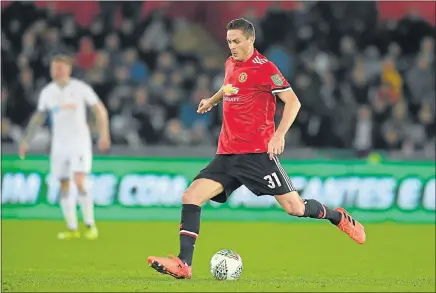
top-left (148, 18), bottom-right (366, 279)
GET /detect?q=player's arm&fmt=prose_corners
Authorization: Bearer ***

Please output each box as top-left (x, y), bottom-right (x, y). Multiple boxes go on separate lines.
top-left (267, 64), bottom-right (301, 137)
top-left (84, 83), bottom-right (111, 151)
top-left (19, 88), bottom-right (50, 159)
top-left (267, 88), bottom-right (300, 159)
top-left (266, 63), bottom-right (301, 158)
top-left (20, 110), bottom-right (47, 147)
top-left (197, 88), bottom-right (224, 114)
top-left (275, 87), bottom-right (301, 137)
top-left (22, 88), bottom-right (49, 147)
top-left (90, 102), bottom-right (110, 140)
top-left (210, 88), bottom-right (224, 106)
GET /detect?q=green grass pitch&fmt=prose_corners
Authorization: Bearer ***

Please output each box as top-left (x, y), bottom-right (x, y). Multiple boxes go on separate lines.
top-left (1, 220), bottom-right (435, 292)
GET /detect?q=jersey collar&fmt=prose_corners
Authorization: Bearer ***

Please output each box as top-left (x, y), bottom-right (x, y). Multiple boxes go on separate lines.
top-left (55, 78), bottom-right (72, 90)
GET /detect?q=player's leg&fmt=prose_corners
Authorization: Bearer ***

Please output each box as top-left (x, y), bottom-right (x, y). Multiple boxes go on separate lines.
top-left (71, 152), bottom-right (97, 239)
top-left (274, 190), bottom-right (365, 244)
top-left (53, 155), bottom-right (80, 239)
top-left (148, 155), bottom-right (241, 279)
top-left (234, 154), bottom-right (366, 244)
top-left (178, 175), bottom-right (241, 264)
top-left (268, 156), bottom-right (365, 244)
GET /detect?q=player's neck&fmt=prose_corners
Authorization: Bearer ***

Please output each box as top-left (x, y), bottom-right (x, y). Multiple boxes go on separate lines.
top-left (241, 47), bottom-right (255, 62)
top-left (55, 78), bottom-right (70, 88)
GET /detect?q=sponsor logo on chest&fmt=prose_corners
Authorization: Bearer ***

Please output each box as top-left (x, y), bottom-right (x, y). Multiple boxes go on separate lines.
top-left (51, 92), bottom-right (78, 113)
top-left (222, 84), bottom-right (239, 95)
top-left (51, 103), bottom-right (77, 113)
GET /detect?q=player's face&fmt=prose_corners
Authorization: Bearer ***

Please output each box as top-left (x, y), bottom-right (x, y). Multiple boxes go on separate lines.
top-left (50, 60), bottom-right (72, 82)
top-left (226, 29), bottom-right (254, 61)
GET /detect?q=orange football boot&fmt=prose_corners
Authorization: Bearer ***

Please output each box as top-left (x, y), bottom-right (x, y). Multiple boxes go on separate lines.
top-left (148, 255), bottom-right (192, 279)
top-left (335, 208), bottom-right (366, 244)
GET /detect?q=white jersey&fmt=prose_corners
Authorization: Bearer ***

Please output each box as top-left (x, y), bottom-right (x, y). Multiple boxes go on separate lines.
top-left (37, 78), bottom-right (99, 155)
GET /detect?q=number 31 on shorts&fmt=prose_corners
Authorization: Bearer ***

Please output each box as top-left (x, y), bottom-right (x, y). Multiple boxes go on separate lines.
top-left (264, 172), bottom-right (282, 189)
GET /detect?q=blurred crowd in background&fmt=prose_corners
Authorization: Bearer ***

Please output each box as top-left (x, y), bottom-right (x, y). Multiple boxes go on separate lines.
top-left (1, 1), bottom-right (435, 157)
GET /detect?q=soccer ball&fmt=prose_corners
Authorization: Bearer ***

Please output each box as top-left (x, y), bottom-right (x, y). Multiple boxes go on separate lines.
top-left (209, 249), bottom-right (243, 280)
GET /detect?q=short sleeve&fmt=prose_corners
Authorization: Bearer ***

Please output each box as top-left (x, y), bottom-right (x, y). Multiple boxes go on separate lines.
top-left (37, 89), bottom-right (49, 112)
top-left (83, 84), bottom-right (99, 106)
top-left (265, 62), bottom-right (292, 95)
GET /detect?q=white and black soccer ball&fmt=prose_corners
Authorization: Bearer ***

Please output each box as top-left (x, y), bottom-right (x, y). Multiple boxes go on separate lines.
top-left (210, 249), bottom-right (243, 280)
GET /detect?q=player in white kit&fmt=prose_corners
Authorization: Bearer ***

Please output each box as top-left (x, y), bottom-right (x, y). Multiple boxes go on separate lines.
top-left (19, 55), bottom-right (111, 240)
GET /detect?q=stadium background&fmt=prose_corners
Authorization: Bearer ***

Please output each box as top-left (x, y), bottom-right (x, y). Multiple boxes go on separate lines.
top-left (1, 1), bottom-right (435, 292)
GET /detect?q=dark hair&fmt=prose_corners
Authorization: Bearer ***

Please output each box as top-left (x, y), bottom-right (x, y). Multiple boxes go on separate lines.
top-left (226, 18), bottom-right (255, 38)
top-left (51, 54), bottom-right (73, 65)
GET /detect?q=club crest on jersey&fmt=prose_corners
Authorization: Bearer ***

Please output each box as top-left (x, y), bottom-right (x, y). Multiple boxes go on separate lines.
top-left (222, 84), bottom-right (239, 95)
top-left (238, 72), bottom-right (247, 83)
top-left (271, 74), bottom-right (283, 86)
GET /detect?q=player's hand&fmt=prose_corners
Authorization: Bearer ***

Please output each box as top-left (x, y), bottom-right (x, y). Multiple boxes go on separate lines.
top-left (197, 98), bottom-right (214, 114)
top-left (268, 134), bottom-right (285, 160)
top-left (98, 134), bottom-right (111, 152)
top-left (19, 143), bottom-right (28, 160)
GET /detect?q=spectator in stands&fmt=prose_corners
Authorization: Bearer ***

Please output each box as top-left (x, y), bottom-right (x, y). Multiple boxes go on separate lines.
top-left (381, 58), bottom-right (403, 104)
top-left (40, 27), bottom-right (70, 66)
top-left (371, 93), bottom-right (390, 126)
top-left (353, 105), bottom-right (374, 157)
top-left (104, 33), bottom-right (123, 67)
top-left (156, 51), bottom-right (176, 75)
top-left (406, 55), bottom-right (435, 116)
top-left (7, 69), bottom-right (35, 126)
top-left (85, 51), bottom-right (112, 102)
top-left (180, 87), bottom-right (212, 129)
top-left (381, 101), bottom-right (410, 150)
top-left (119, 19), bottom-right (136, 48)
top-left (137, 35), bottom-right (158, 71)
top-left (420, 37), bottom-right (435, 64)
top-left (265, 44), bottom-right (293, 79)
top-left (362, 46), bottom-right (382, 83)
top-left (338, 36), bottom-right (358, 81)
top-left (148, 71), bottom-right (167, 98)
top-left (76, 37), bottom-right (97, 70)
top-left (418, 102), bottom-right (435, 141)
top-left (108, 66), bottom-right (135, 105)
top-left (124, 48), bottom-right (149, 83)
top-left (61, 15), bottom-right (80, 51)
top-left (89, 18), bottom-right (106, 49)
top-left (190, 121), bottom-right (214, 146)
top-left (130, 87), bottom-right (160, 144)
top-left (163, 119), bottom-right (191, 145)
top-left (21, 30), bottom-right (38, 61)
top-left (349, 58), bottom-right (370, 105)
top-left (142, 9), bottom-right (171, 51)
top-left (160, 87), bottom-right (183, 121)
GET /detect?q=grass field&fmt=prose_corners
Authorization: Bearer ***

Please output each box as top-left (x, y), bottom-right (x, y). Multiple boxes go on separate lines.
top-left (1, 220), bottom-right (435, 292)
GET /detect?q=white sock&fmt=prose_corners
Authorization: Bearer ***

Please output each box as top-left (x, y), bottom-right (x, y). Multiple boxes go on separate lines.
top-left (78, 191), bottom-right (95, 227)
top-left (60, 191), bottom-right (78, 231)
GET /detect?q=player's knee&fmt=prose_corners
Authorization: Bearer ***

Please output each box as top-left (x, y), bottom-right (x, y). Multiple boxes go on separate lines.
top-left (181, 188), bottom-right (202, 205)
top-left (60, 180), bottom-right (69, 195)
top-left (75, 181), bottom-right (86, 193)
top-left (74, 173), bottom-right (87, 193)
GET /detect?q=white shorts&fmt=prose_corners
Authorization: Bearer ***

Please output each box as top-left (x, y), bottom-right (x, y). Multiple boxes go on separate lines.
top-left (50, 152), bottom-right (92, 180)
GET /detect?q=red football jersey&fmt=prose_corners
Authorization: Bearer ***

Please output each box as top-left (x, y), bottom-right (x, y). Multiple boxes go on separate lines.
top-left (217, 49), bottom-right (292, 154)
